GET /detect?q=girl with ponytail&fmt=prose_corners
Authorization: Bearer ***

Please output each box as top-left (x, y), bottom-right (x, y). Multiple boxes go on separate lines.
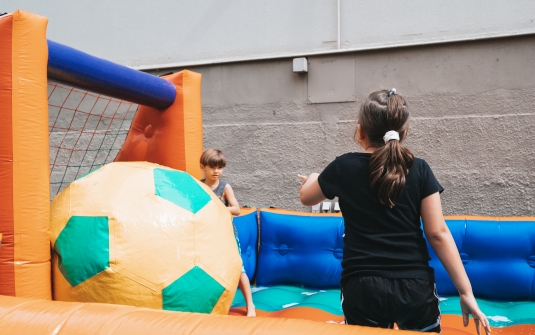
top-left (298, 89), bottom-right (490, 334)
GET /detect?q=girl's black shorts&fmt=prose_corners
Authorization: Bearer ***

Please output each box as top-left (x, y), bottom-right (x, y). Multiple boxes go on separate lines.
top-left (341, 276), bottom-right (441, 333)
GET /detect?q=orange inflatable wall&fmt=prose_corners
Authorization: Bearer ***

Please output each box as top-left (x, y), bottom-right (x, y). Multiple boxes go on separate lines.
top-left (114, 70), bottom-right (203, 180)
top-left (0, 11), bottom-right (51, 300)
top-left (0, 295), bottom-right (422, 335)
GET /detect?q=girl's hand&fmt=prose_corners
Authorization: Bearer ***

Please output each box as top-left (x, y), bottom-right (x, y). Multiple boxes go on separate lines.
top-left (297, 174), bottom-right (308, 190)
top-left (298, 173), bottom-right (326, 206)
top-left (460, 294), bottom-right (491, 335)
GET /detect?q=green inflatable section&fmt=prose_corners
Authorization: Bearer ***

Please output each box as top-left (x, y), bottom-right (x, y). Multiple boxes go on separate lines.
top-left (54, 216), bottom-right (109, 287)
top-left (163, 266), bottom-right (225, 313)
top-left (232, 286), bottom-right (535, 327)
top-left (154, 168), bottom-right (211, 214)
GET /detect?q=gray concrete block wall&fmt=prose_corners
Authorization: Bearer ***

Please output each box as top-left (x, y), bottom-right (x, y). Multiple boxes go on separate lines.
top-left (151, 34), bottom-right (535, 215)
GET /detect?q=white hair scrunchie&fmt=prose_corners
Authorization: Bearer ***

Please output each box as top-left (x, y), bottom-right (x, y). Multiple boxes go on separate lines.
top-left (383, 130), bottom-right (400, 144)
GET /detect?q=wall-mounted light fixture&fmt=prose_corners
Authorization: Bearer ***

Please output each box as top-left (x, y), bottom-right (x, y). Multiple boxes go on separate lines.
top-left (293, 57), bottom-right (308, 73)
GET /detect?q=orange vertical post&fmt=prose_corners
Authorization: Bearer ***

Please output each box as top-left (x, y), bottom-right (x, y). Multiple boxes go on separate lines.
top-left (0, 11), bottom-right (15, 297)
top-left (115, 70), bottom-right (203, 180)
top-left (0, 10), bottom-right (51, 299)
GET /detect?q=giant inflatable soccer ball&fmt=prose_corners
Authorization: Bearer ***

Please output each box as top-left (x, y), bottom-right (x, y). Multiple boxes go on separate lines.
top-left (50, 161), bottom-right (242, 314)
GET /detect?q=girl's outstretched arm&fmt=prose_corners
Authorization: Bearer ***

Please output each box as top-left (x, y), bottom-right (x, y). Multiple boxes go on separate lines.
top-left (298, 173), bottom-right (327, 206)
top-left (223, 184), bottom-right (241, 216)
top-left (421, 192), bottom-right (491, 335)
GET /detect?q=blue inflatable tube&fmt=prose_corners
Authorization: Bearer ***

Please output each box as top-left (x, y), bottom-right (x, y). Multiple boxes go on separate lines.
top-left (47, 40), bottom-right (176, 110)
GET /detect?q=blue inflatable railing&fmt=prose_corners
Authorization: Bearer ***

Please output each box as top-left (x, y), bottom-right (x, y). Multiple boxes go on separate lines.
top-left (428, 218), bottom-right (535, 300)
top-left (234, 209), bottom-right (535, 301)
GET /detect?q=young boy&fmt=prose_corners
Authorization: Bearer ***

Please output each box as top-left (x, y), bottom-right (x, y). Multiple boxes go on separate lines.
top-left (200, 148), bottom-right (256, 317)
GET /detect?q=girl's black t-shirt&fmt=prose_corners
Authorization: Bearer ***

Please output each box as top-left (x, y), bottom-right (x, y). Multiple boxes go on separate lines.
top-left (318, 152), bottom-right (444, 288)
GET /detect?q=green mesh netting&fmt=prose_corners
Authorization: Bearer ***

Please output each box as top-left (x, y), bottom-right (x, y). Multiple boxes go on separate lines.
top-left (48, 81), bottom-right (137, 200)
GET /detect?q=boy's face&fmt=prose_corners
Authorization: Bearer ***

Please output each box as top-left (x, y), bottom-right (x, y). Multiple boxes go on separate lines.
top-left (200, 164), bottom-right (224, 181)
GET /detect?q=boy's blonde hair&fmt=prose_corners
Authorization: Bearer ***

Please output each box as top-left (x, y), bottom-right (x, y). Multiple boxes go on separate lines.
top-left (200, 148), bottom-right (226, 168)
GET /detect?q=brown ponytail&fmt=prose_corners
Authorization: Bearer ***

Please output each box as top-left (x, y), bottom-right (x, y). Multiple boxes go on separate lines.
top-left (356, 90), bottom-right (414, 208)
